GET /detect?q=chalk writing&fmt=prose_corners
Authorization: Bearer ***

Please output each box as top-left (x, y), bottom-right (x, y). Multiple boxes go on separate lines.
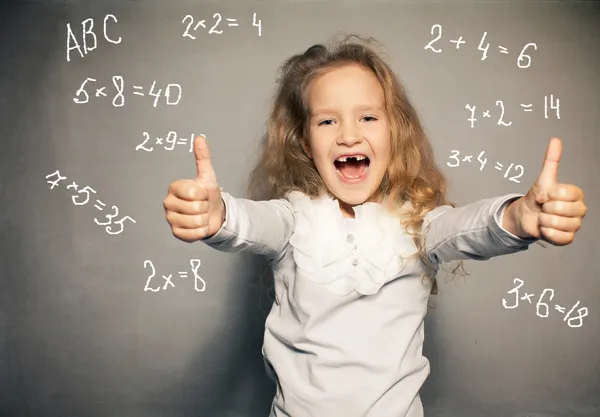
top-left (182, 12), bottom-right (262, 38)
top-left (503, 278), bottom-right (588, 328)
top-left (73, 77), bottom-right (182, 107)
top-left (424, 24), bottom-right (537, 68)
top-left (465, 96), bottom-right (560, 128)
top-left (136, 131), bottom-right (200, 153)
top-left (45, 170), bottom-right (136, 235)
top-left (446, 150), bottom-right (524, 183)
top-left (143, 259), bottom-right (206, 292)
top-left (66, 14), bottom-right (122, 62)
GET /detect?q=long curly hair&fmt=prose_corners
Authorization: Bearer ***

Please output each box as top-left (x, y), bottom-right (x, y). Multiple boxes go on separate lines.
top-left (246, 33), bottom-right (462, 294)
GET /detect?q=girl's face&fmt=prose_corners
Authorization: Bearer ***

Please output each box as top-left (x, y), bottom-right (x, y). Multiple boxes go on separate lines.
top-left (304, 64), bottom-right (391, 216)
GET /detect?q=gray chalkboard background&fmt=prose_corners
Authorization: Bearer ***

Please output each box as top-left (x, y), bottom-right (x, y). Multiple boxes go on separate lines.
top-left (1, 1), bottom-right (599, 416)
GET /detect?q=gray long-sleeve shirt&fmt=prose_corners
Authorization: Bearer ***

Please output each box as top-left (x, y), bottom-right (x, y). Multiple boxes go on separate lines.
top-left (202, 190), bottom-right (537, 417)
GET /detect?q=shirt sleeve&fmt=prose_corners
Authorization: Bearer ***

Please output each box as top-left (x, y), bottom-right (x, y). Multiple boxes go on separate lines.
top-left (199, 191), bottom-right (296, 262)
top-left (423, 193), bottom-right (539, 266)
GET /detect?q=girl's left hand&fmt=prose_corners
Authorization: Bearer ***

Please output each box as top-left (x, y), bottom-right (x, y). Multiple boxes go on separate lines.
top-left (508, 137), bottom-right (587, 246)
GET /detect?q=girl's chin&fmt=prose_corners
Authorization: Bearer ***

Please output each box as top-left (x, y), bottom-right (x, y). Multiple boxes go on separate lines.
top-left (327, 183), bottom-right (378, 207)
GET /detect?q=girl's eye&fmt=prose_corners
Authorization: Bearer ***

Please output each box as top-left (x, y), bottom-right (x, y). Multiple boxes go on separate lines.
top-left (318, 116), bottom-right (377, 126)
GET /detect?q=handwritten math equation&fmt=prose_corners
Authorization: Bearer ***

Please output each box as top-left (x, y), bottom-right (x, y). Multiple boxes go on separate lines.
top-left (465, 96), bottom-right (560, 128)
top-left (446, 149), bottom-right (524, 183)
top-left (72, 77), bottom-right (182, 108)
top-left (182, 13), bottom-right (262, 38)
top-left (503, 278), bottom-right (588, 328)
top-left (135, 131), bottom-right (200, 153)
top-left (424, 24), bottom-right (537, 68)
top-left (143, 259), bottom-right (206, 292)
top-left (45, 170), bottom-right (136, 235)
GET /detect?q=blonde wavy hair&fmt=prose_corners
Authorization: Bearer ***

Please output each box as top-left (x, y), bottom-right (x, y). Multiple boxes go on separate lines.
top-left (247, 33), bottom-right (464, 295)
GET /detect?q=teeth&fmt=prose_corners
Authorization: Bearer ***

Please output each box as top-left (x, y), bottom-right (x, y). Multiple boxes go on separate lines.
top-left (336, 155), bottom-right (366, 162)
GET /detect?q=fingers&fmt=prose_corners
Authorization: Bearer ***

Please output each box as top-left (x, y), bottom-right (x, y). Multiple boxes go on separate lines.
top-left (530, 138), bottom-right (563, 205)
top-left (540, 227), bottom-right (575, 247)
top-left (194, 135), bottom-right (218, 184)
top-left (164, 136), bottom-right (223, 243)
top-left (536, 137), bottom-right (562, 187)
top-left (163, 183), bottom-right (210, 227)
top-left (548, 184), bottom-right (584, 202)
top-left (163, 195), bottom-right (209, 215)
top-left (168, 179), bottom-right (209, 202)
top-left (538, 212), bottom-right (582, 234)
top-left (539, 184), bottom-right (586, 247)
top-left (163, 178), bottom-right (221, 242)
top-left (163, 195), bottom-right (212, 242)
top-left (171, 226), bottom-right (212, 243)
top-left (542, 199), bottom-right (587, 218)
top-left (166, 210), bottom-right (209, 230)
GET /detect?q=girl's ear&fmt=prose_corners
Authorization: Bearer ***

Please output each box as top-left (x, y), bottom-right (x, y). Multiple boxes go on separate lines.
top-left (301, 139), bottom-right (312, 159)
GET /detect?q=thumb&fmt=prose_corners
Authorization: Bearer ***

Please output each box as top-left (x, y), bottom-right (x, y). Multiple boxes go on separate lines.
top-left (536, 137), bottom-right (562, 189)
top-left (194, 135), bottom-right (218, 184)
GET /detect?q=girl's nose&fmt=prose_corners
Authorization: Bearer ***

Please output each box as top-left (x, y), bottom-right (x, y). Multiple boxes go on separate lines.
top-left (337, 123), bottom-right (363, 146)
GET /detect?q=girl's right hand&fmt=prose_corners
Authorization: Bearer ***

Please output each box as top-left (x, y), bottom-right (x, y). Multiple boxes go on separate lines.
top-left (163, 135), bottom-right (225, 243)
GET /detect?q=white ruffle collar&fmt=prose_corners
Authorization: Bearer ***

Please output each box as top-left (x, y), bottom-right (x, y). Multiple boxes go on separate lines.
top-left (286, 191), bottom-right (419, 296)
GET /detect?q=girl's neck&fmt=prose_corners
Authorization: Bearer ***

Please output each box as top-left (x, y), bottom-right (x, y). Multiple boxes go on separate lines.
top-left (336, 195), bottom-right (384, 218)
top-left (337, 200), bottom-right (356, 218)
top-left (321, 189), bottom-right (386, 219)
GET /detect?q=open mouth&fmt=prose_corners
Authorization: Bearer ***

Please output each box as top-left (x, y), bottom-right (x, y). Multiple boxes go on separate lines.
top-left (334, 155), bottom-right (371, 180)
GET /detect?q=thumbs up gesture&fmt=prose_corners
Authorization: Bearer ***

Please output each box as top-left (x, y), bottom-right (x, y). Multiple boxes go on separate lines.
top-left (505, 137), bottom-right (587, 246)
top-left (163, 135), bottom-right (225, 242)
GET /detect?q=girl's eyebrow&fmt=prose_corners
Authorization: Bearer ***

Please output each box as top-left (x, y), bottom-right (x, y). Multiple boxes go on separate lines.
top-left (311, 105), bottom-right (385, 117)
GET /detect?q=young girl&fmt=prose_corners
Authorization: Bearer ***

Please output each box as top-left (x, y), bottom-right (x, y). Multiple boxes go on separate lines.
top-left (163, 35), bottom-right (587, 417)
